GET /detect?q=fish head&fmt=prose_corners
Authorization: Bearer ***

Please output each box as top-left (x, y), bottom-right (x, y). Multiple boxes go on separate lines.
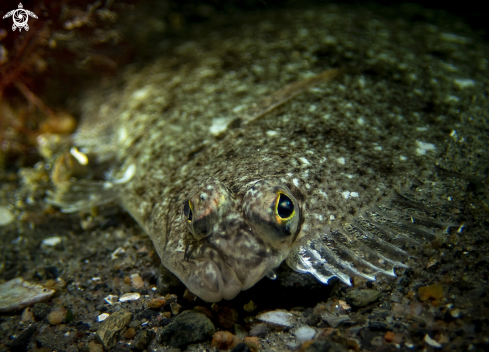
top-left (173, 177), bottom-right (303, 301)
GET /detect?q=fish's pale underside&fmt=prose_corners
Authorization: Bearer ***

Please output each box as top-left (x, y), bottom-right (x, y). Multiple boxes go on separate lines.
top-left (48, 6), bottom-right (486, 301)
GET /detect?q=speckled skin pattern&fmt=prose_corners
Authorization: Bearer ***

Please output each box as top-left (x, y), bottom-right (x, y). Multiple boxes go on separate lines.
top-left (72, 6), bottom-right (488, 301)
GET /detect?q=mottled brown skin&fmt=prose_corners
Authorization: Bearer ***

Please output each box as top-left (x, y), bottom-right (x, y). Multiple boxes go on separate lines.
top-left (144, 107), bottom-right (423, 301)
top-left (53, 6), bottom-right (486, 301)
top-left (157, 177), bottom-right (301, 301)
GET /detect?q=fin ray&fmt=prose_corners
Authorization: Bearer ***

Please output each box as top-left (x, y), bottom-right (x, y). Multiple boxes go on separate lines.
top-left (287, 177), bottom-right (463, 285)
top-left (46, 180), bottom-right (119, 213)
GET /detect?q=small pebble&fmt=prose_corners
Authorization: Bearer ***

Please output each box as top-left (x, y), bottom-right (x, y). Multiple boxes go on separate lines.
top-left (418, 284), bottom-right (444, 301)
top-left (243, 300), bottom-right (257, 312)
top-left (133, 330), bottom-right (156, 351)
top-left (217, 307), bottom-right (239, 329)
top-left (409, 301), bottom-right (423, 316)
top-left (345, 289), bottom-right (382, 307)
top-left (211, 331), bottom-right (242, 350)
top-left (32, 303), bottom-right (52, 320)
top-left (165, 293), bottom-right (178, 302)
top-left (47, 308), bottom-right (66, 325)
top-left (384, 331), bottom-right (395, 343)
top-left (96, 309), bottom-right (132, 349)
top-left (160, 310), bottom-right (215, 348)
top-left (125, 327), bottom-right (136, 339)
top-left (243, 337), bottom-right (260, 351)
top-left (129, 320), bottom-right (141, 328)
top-left (305, 313), bottom-right (321, 327)
top-left (88, 341), bottom-right (103, 352)
top-left (249, 323), bottom-right (270, 337)
top-left (148, 297), bottom-right (166, 309)
top-left (193, 306), bottom-right (213, 319)
top-left (21, 307), bottom-right (34, 322)
top-left (170, 302), bottom-right (182, 315)
top-left (391, 303), bottom-right (405, 315)
top-left (234, 324), bottom-right (248, 340)
top-left (130, 274), bottom-right (145, 289)
top-left (451, 309), bottom-right (460, 318)
top-left (161, 311), bottom-right (172, 319)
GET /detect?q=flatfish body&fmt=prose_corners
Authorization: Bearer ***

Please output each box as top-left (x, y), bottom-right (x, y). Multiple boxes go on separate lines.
top-left (50, 6), bottom-right (488, 302)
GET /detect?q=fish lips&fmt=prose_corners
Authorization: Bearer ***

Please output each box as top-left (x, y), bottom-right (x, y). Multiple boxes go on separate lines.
top-left (185, 254), bottom-right (243, 302)
top-left (183, 226), bottom-right (282, 302)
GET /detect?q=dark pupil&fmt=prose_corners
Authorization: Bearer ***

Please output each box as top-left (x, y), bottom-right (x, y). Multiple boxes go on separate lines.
top-left (183, 200), bottom-right (192, 221)
top-left (277, 194), bottom-right (294, 218)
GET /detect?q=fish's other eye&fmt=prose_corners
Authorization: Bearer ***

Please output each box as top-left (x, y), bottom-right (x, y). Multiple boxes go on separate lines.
top-left (243, 180), bottom-right (300, 249)
top-left (276, 193), bottom-right (294, 219)
top-left (182, 178), bottom-right (234, 240)
top-left (183, 199), bottom-right (193, 222)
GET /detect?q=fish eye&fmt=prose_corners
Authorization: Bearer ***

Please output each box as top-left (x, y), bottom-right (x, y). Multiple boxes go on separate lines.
top-left (183, 199), bottom-right (193, 222)
top-left (243, 180), bottom-right (300, 247)
top-left (182, 178), bottom-right (234, 240)
top-left (276, 193), bottom-right (294, 219)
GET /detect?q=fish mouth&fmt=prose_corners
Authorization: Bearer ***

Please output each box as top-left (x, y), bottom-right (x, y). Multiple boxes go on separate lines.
top-left (185, 256), bottom-right (243, 302)
top-left (177, 224), bottom-right (279, 301)
top-left (182, 240), bottom-right (281, 302)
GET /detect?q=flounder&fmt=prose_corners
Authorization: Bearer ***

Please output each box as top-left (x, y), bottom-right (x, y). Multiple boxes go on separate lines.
top-left (48, 6), bottom-right (488, 302)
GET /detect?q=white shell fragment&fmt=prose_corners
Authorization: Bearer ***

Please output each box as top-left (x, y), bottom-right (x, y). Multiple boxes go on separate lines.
top-left (41, 236), bottom-right (62, 246)
top-left (256, 309), bottom-right (295, 327)
top-left (111, 164), bottom-right (136, 185)
top-left (0, 206), bottom-right (14, 226)
top-left (0, 278), bottom-right (55, 313)
top-left (111, 247), bottom-right (125, 260)
top-left (293, 326), bottom-right (316, 341)
top-left (338, 300), bottom-right (351, 311)
top-left (70, 146), bottom-right (89, 165)
top-left (97, 313), bottom-right (110, 322)
top-left (424, 334), bottom-right (442, 348)
top-left (209, 117), bottom-right (232, 135)
top-left (104, 295), bottom-right (119, 305)
top-left (119, 292), bottom-right (140, 302)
